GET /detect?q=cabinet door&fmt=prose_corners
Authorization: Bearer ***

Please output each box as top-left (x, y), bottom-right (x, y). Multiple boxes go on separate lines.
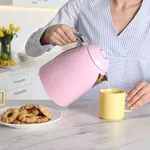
top-left (6, 73), bottom-right (32, 90)
top-left (6, 85), bottom-right (33, 100)
top-left (0, 72), bottom-right (10, 90)
top-left (31, 68), bottom-right (50, 100)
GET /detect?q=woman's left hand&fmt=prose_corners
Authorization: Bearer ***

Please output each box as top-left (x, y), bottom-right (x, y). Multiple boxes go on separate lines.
top-left (127, 80), bottom-right (150, 110)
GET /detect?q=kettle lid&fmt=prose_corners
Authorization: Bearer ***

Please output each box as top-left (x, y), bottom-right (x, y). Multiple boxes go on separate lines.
top-left (87, 45), bottom-right (109, 76)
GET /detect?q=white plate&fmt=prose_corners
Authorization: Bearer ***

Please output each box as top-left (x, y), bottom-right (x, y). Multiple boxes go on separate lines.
top-left (0, 106), bottom-right (62, 129)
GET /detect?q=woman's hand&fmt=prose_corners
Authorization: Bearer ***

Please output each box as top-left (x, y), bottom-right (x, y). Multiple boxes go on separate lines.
top-left (40, 24), bottom-right (77, 46)
top-left (127, 80), bottom-right (150, 110)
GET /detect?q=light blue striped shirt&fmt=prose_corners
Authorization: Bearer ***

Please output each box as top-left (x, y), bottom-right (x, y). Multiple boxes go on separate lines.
top-left (25, 0), bottom-right (150, 93)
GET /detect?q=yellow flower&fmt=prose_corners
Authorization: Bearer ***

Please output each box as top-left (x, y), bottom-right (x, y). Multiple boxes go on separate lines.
top-left (0, 30), bottom-right (4, 38)
top-left (15, 26), bottom-right (20, 32)
top-left (2, 26), bottom-right (6, 33)
top-left (9, 24), bottom-right (15, 30)
top-left (7, 29), bottom-right (12, 35)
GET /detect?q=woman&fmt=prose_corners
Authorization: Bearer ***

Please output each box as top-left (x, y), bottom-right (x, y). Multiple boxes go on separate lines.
top-left (25, 0), bottom-right (150, 110)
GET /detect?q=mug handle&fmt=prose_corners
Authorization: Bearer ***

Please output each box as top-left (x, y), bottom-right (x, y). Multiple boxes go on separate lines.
top-left (0, 90), bottom-right (5, 106)
top-left (124, 94), bottom-right (132, 112)
top-left (124, 109), bottom-right (132, 112)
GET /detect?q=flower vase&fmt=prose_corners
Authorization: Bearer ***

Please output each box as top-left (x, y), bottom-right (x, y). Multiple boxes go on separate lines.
top-left (1, 42), bottom-right (12, 60)
top-left (0, 24), bottom-right (20, 67)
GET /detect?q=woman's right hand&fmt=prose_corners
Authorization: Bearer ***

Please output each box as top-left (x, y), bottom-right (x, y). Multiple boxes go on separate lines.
top-left (40, 24), bottom-right (77, 46)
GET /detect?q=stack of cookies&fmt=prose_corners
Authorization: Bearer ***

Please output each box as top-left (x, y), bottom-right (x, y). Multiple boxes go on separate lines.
top-left (1, 104), bottom-right (52, 124)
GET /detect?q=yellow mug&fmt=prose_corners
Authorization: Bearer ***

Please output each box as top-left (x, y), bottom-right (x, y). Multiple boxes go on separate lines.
top-left (99, 88), bottom-right (131, 121)
top-left (0, 90), bottom-right (5, 106)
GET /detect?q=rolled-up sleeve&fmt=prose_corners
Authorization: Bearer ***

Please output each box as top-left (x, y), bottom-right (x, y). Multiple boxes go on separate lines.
top-left (25, 0), bottom-right (83, 57)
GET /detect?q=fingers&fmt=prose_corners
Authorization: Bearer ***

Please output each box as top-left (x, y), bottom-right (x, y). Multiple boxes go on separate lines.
top-left (128, 85), bottom-right (147, 107)
top-left (127, 81), bottom-right (150, 110)
top-left (52, 32), bottom-right (69, 45)
top-left (127, 80), bottom-right (146, 101)
top-left (50, 38), bottom-right (62, 46)
top-left (55, 28), bottom-right (72, 43)
top-left (70, 27), bottom-right (88, 41)
top-left (44, 24), bottom-right (87, 46)
top-left (129, 93), bottom-right (149, 110)
top-left (48, 24), bottom-right (77, 46)
top-left (70, 27), bottom-right (77, 33)
top-left (61, 25), bottom-right (76, 42)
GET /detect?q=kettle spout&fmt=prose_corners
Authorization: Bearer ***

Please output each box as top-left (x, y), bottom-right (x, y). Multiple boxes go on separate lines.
top-left (103, 75), bottom-right (108, 81)
top-left (93, 74), bottom-right (108, 87)
top-left (97, 74), bottom-right (108, 82)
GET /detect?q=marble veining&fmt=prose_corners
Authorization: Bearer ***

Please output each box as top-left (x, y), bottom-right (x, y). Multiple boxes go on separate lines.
top-left (0, 100), bottom-right (150, 150)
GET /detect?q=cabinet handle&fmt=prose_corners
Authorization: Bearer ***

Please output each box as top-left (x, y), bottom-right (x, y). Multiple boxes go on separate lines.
top-left (31, 1), bottom-right (38, 4)
top-left (14, 90), bottom-right (27, 95)
top-left (13, 79), bottom-right (26, 84)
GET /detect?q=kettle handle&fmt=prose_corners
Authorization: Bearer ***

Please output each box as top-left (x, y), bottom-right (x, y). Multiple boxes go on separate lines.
top-left (52, 32), bottom-right (88, 57)
top-left (74, 32), bottom-right (88, 46)
top-left (50, 32), bottom-right (88, 47)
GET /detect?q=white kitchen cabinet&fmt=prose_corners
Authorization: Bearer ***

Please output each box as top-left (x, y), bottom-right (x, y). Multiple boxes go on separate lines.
top-left (0, 64), bottom-right (50, 100)
top-left (6, 72), bottom-right (32, 90)
top-left (0, 67), bottom-right (33, 100)
top-left (31, 67), bottom-right (50, 100)
top-left (6, 85), bottom-right (33, 100)
top-left (0, 72), bottom-right (10, 90)
top-left (0, 0), bottom-right (69, 8)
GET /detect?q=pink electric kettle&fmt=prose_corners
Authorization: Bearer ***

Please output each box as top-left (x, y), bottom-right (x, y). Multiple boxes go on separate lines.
top-left (39, 33), bottom-right (109, 107)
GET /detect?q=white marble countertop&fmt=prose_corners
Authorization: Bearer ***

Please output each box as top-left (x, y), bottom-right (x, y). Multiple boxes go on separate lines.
top-left (0, 100), bottom-right (150, 150)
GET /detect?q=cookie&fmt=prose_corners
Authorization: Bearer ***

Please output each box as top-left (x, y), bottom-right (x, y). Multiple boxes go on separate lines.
top-left (17, 113), bottom-right (37, 124)
top-left (13, 120), bottom-right (24, 124)
top-left (31, 108), bottom-right (40, 116)
top-left (36, 116), bottom-right (49, 123)
top-left (37, 104), bottom-right (52, 119)
top-left (20, 104), bottom-right (36, 110)
top-left (20, 104), bottom-right (37, 114)
top-left (1, 109), bottom-right (20, 123)
top-left (19, 108), bottom-right (28, 114)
